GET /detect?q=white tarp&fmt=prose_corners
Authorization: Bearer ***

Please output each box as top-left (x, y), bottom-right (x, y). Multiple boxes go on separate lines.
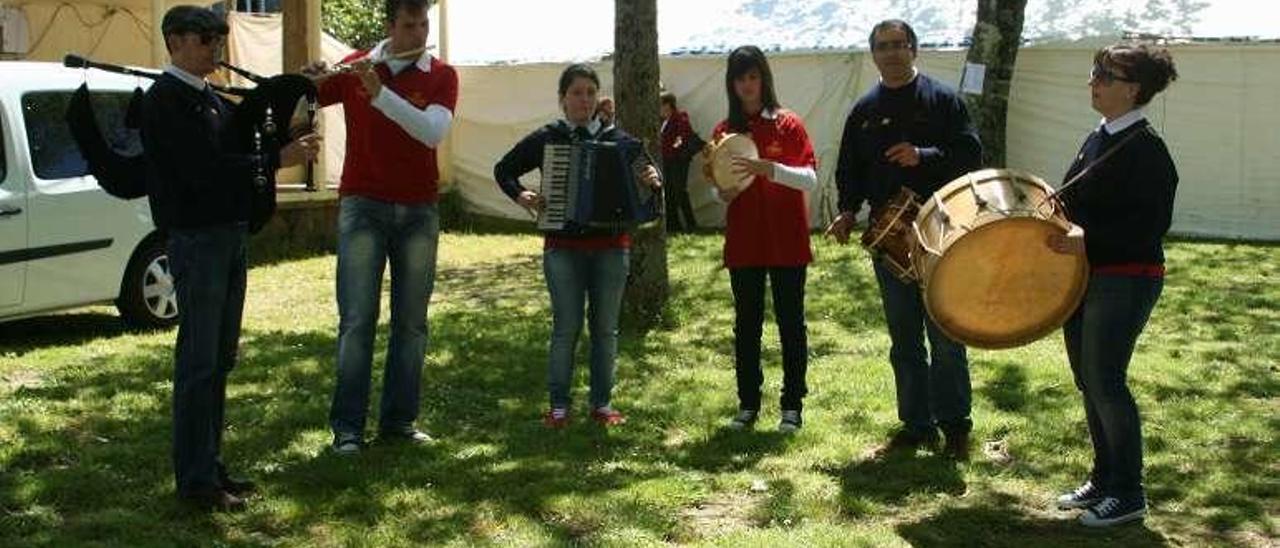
top-left (450, 42), bottom-right (1280, 241)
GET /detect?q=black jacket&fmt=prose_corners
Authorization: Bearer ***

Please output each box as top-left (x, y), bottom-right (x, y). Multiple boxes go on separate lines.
top-left (835, 73), bottom-right (982, 214)
top-left (493, 120), bottom-right (648, 238)
top-left (1060, 120), bottom-right (1179, 266)
top-left (140, 72), bottom-right (278, 230)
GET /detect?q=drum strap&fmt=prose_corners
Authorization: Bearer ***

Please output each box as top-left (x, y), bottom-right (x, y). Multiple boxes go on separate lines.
top-left (1048, 125), bottom-right (1153, 201)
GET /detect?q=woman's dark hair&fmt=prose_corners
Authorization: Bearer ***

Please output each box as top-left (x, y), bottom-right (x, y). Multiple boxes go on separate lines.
top-left (660, 91), bottom-right (677, 108)
top-left (868, 19), bottom-right (918, 55)
top-left (558, 63), bottom-right (600, 98)
top-left (1094, 42), bottom-right (1179, 106)
top-left (725, 46), bottom-right (780, 132)
top-left (385, 0), bottom-right (432, 23)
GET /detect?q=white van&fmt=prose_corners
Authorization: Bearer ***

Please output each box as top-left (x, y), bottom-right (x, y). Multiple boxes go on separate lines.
top-left (0, 61), bottom-right (176, 329)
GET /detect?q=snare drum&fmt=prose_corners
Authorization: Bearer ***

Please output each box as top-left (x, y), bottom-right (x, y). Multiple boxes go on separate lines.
top-left (861, 187), bottom-right (921, 282)
top-left (911, 169), bottom-right (1088, 349)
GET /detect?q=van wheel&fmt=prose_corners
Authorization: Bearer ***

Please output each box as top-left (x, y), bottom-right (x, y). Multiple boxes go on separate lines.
top-left (117, 236), bottom-right (179, 329)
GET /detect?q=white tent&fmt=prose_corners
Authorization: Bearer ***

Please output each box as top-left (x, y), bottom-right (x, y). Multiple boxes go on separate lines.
top-left (449, 41), bottom-right (1280, 241)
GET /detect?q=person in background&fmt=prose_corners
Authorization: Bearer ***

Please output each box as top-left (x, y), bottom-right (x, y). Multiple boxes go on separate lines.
top-left (660, 91), bottom-right (699, 232)
top-left (594, 95), bottom-right (615, 127)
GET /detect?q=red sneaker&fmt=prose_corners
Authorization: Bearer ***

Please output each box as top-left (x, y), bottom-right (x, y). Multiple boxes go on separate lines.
top-left (590, 407), bottom-right (626, 426)
top-left (543, 408), bottom-right (570, 428)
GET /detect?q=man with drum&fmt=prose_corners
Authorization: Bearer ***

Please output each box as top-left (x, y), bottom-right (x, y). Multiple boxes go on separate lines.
top-left (826, 19), bottom-right (982, 459)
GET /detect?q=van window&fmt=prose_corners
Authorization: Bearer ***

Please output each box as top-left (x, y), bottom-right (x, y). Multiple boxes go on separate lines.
top-left (21, 90), bottom-right (142, 180)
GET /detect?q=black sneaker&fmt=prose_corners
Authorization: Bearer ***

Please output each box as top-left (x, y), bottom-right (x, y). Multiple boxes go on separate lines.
top-left (331, 434), bottom-right (363, 455)
top-left (871, 427), bottom-right (940, 458)
top-left (1057, 479), bottom-right (1103, 510)
top-left (1080, 495), bottom-right (1147, 527)
top-left (727, 409), bottom-right (759, 430)
top-left (778, 410), bottom-right (802, 433)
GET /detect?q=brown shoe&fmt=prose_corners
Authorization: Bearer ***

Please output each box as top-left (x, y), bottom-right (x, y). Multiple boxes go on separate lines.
top-left (870, 428), bottom-right (940, 459)
top-left (179, 489), bottom-right (246, 513)
top-left (942, 430), bottom-right (971, 461)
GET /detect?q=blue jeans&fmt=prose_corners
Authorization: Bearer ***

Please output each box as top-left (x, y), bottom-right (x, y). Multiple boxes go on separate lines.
top-left (330, 196), bottom-right (440, 439)
top-left (872, 260), bottom-right (971, 435)
top-left (168, 223), bottom-right (247, 494)
top-left (543, 247), bottom-right (629, 409)
top-left (1064, 273), bottom-right (1163, 499)
top-left (730, 266), bottom-right (809, 412)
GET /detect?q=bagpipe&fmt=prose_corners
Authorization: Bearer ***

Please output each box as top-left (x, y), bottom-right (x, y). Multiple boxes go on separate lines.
top-left (62, 53), bottom-right (317, 234)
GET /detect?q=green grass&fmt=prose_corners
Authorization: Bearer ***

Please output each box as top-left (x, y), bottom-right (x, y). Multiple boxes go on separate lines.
top-left (1, 233), bottom-right (1276, 547)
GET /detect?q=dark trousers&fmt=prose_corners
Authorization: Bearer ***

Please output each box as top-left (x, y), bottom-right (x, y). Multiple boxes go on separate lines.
top-left (662, 158), bottom-right (697, 232)
top-left (1064, 273), bottom-right (1162, 499)
top-left (872, 260), bottom-right (971, 435)
top-left (168, 223), bottom-right (248, 495)
top-left (730, 266), bottom-right (808, 412)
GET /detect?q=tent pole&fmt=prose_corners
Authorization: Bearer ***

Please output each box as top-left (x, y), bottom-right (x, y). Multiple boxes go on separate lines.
top-left (436, 0), bottom-right (454, 188)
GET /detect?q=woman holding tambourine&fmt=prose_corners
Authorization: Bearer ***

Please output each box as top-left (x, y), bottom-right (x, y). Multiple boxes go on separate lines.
top-left (704, 45), bottom-right (818, 433)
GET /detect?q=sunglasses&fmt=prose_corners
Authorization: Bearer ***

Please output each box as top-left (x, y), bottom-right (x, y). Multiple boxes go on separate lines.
top-left (1090, 64), bottom-right (1135, 84)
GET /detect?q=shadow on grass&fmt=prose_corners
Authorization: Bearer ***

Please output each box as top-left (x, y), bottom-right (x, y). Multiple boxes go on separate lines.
top-left (820, 452), bottom-right (966, 517)
top-left (896, 494), bottom-right (1171, 547)
top-left (0, 310), bottom-right (150, 356)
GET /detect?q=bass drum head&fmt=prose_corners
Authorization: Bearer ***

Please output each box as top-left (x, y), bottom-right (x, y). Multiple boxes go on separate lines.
top-left (922, 217), bottom-right (1088, 349)
top-left (710, 134), bottom-right (758, 191)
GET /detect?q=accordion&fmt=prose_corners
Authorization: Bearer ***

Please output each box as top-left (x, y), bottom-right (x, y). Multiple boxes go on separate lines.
top-left (538, 139), bottom-right (661, 232)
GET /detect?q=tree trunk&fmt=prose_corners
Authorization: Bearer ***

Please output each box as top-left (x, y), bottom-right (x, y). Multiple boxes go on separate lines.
top-left (614, 0), bottom-right (668, 329)
top-left (963, 0), bottom-right (1028, 167)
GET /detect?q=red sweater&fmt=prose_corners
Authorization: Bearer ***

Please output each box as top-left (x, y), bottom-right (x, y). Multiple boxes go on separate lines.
top-left (318, 51), bottom-right (459, 204)
top-left (661, 110), bottom-right (693, 160)
top-left (713, 109), bottom-right (817, 268)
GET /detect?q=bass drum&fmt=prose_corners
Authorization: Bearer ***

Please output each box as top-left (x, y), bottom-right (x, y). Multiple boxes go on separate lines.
top-left (912, 168), bottom-right (1088, 349)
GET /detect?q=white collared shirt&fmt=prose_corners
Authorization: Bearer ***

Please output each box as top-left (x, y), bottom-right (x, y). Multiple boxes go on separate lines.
top-left (878, 67), bottom-right (920, 88)
top-left (1101, 108), bottom-right (1146, 134)
top-left (564, 118), bottom-right (603, 136)
top-left (164, 64), bottom-right (208, 91)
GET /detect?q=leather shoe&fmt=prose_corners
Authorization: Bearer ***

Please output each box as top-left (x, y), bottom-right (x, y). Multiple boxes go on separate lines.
top-left (220, 474), bottom-right (257, 496)
top-left (378, 429), bottom-right (434, 445)
top-left (942, 430), bottom-right (971, 461)
top-left (179, 489), bottom-right (246, 513)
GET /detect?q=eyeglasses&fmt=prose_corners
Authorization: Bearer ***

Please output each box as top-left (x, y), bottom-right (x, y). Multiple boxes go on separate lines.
top-left (873, 40), bottom-right (912, 52)
top-left (1090, 64), bottom-right (1135, 84)
top-left (192, 33), bottom-right (226, 47)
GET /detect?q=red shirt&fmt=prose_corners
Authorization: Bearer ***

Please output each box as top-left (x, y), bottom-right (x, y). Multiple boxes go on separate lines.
top-left (713, 109), bottom-right (817, 268)
top-left (318, 51), bottom-right (459, 204)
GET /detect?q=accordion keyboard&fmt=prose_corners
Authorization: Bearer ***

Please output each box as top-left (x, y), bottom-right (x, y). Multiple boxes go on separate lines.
top-left (538, 144), bottom-right (573, 231)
